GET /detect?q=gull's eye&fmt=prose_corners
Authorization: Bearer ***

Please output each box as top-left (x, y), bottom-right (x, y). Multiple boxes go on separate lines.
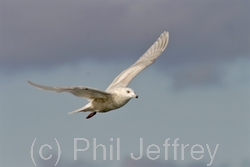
top-left (126, 90), bottom-right (130, 93)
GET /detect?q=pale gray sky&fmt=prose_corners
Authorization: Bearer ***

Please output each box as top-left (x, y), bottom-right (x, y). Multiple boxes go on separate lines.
top-left (0, 1), bottom-right (249, 167)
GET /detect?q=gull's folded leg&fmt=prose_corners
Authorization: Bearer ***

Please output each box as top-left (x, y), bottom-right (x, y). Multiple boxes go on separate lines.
top-left (86, 112), bottom-right (97, 119)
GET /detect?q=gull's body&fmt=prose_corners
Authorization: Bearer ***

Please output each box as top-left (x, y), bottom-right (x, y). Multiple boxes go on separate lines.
top-left (28, 31), bottom-right (169, 119)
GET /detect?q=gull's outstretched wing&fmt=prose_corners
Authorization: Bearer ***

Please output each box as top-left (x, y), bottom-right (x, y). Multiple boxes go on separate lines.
top-left (106, 31), bottom-right (169, 91)
top-left (28, 80), bottom-right (111, 100)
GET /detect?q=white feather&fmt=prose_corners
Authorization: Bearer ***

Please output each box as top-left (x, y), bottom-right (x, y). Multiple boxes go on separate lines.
top-left (106, 31), bottom-right (169, 91)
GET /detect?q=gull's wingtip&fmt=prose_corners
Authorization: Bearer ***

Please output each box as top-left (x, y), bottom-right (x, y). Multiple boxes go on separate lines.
top-left (166, 31), bottom-right (169, 40)
top-left (27, 80), bottom-right (32, 85)
top-left (27, 80), bottom-right (35, 86)
top-left (161, 31), bottom-right (169, 50)
top-left (163, 31), bottom-right (169, 37)
top-left (27, 80), bottom-right (42, 89)
top-left (159, 31), bottom-right (169, 42)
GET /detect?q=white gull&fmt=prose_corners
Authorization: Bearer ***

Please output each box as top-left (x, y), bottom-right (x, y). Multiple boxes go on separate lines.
top-left (28, 31), bottom-right (169, 119)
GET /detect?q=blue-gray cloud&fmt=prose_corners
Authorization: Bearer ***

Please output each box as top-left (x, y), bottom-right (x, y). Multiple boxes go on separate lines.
top-left (0, 0), bottom-right (249, 89)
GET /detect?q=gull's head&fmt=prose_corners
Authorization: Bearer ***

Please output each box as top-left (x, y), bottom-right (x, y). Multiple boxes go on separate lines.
top-left (122, 87), bottom-right (138, 99)
top-left (112, 87), bottom-right (138, 100)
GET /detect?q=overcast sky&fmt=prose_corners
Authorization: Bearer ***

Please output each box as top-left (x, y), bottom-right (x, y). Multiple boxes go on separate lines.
top-left (0, 1), bottom-right (249, 167)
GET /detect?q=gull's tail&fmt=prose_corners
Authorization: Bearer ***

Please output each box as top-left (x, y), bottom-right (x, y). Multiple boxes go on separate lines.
top-left (68, 103), bottom-right (92, 114)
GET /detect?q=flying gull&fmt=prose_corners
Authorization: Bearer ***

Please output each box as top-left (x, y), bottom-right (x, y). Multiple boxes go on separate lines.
top-left (28, 31), bottom-right (169, 119)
